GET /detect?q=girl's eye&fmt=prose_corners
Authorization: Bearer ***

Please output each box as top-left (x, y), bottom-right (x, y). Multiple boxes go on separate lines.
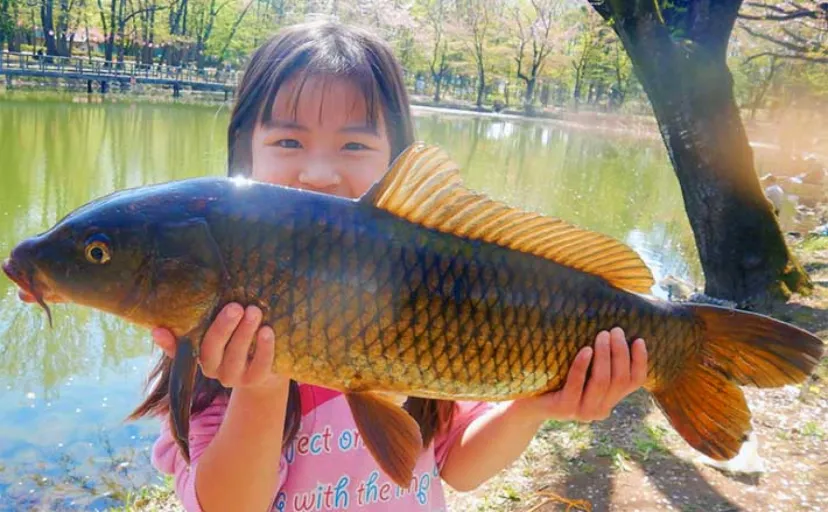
top-left (275, 139), bottom-right (302, 149)
top-left (343, 142), bottom-right (369, 151)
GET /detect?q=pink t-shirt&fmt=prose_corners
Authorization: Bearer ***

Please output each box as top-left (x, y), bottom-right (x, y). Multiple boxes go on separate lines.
top-left (152, 384), bottom-right (493, 511)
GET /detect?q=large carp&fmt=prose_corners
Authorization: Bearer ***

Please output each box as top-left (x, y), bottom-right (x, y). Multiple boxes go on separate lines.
top-left (3, 144), bottom-right (824, 487)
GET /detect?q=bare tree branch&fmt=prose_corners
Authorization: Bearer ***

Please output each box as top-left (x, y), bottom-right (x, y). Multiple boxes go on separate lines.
top-left (744, 49), bottom-right (828, 63)
top-left (739, 0), bottom-right (828, 21)
top-left (739, 22), bottom-right (819, 54)
top-left (738, 10), bottom-right (820, 21)
top-left (122, 4), bottom-right (163, 25)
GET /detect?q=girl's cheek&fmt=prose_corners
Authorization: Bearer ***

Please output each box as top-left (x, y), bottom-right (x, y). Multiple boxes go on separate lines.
top-left (345, 161), bottom-right (387, 197)
top-left (251, 153), bottom-right (300, 187)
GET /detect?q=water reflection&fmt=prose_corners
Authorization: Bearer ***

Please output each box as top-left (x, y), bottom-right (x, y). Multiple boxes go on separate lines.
top-left (0, 97), bottom-right (710, 508)
top-left (0, 96), bottom-right (229, 509)
top-left (413, 111), bottom-right (704, 289)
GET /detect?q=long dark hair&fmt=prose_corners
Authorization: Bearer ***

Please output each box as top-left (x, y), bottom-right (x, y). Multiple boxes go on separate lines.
top-left (131, 20), bottom-right (455, 450)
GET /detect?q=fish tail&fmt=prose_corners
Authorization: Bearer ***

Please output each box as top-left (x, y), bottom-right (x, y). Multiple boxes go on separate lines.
top-left (652, 304), bottom-right (825, 461)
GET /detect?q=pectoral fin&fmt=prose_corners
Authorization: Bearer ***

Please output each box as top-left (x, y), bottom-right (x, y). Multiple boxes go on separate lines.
top-left (346, 391), bottom-right (423, 487)
top-left (169, 336), bottom-right (198, 463)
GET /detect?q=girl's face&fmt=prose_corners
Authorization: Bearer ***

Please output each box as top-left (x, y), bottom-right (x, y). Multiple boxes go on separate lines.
top-left (250, 75), bottom-right (392, 198)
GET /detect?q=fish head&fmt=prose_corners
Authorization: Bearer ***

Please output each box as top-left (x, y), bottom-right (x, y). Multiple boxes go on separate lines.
top-left (2, 213), bottom-right (156, 327)
top-left (2, 180), bottom-right (227, 335)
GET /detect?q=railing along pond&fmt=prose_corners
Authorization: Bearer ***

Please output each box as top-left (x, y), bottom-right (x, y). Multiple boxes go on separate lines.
top-left (0, 51), bottom-right (239, 93)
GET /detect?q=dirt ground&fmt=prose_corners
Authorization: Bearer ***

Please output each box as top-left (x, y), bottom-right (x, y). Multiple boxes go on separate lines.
top-left (444, 241), bottom-right (828, 512)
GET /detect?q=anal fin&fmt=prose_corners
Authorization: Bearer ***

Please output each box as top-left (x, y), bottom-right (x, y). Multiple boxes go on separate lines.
top-left (346, 391), bottom-right (423, 487)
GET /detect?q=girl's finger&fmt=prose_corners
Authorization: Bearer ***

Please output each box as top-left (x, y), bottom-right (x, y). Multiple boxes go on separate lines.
top-left (151, 327), bottom-right (177, 359)
top-left (218, 306), bottom-right (262, 385)
top-left (580, 330), bottom-right (611, 413)
top-left (244, 326), bottom-right (275, 386)
top-left (199, 304), bottom-right (244, 377)
top-left (630, 338), bottom-right (648, 387)
top-left (609, 327), bottom-right (631, 390)
top-left (556, 346), bottom-right (592, 414)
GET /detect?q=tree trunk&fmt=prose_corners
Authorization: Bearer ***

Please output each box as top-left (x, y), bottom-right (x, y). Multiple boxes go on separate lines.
top-left (749, 56), bottom-right (779, 121)
top-left (104, 0), bottom-right (116, 62)
top-left (216, 0), bottom-right (253, 65)
top-left (6, 0), bottom-right (21, 52)
top-left (573, 66), bottom-right (583, 104)
top-left (116, 0), bottom-right (126, 64)
top-left (475, 65), bottom-right (485, 107)
top-left (430, 48), bottom-right (447, 104)
top-left (594, 81), bottom-right (606, 106)
top-left (140, 4), bottom-right (156, 65)
top-left (524, 78), bottom-right (536, 113)
top-left (592, 1), bottom-right (810, 306)
top-left (56, 0), bottom-right (71, 56)
top-left (40, 0), bottom-right (59, 55)
top-left (540, 82), bottom-right (549, 107)
top-left (0, 0), bottom-right (9, 52)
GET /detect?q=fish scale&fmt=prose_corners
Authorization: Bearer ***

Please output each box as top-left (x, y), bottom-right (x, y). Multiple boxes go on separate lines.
top-left (2, 143), bottom-right (823, 490)
top-left (241, 203), bottom-right (619, 399)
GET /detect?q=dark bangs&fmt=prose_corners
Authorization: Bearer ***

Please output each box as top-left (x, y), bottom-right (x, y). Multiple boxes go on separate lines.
top-left (227, 21), bottom-right (415, 176)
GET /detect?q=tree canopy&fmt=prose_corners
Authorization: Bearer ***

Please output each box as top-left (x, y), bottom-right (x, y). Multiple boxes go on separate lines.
top-left (1, 0), bottom-right (824, 117)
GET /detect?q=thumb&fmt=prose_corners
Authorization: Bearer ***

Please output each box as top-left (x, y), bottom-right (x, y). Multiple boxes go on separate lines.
top-left (150, 327), bottom-right (177, 359)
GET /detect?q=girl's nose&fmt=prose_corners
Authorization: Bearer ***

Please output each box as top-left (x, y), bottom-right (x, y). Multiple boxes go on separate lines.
top-left (297, 161), bottom-right (342, 191)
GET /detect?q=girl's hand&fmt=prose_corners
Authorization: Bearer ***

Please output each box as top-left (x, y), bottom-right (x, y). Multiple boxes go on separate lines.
top-left (151, 303), bottom-right (284, 391)
top-left (515, 327), bottom-right (648, 423)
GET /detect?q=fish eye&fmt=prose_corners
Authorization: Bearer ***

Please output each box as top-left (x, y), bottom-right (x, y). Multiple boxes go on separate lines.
top-left (84, 235), bottom-right (111, 264)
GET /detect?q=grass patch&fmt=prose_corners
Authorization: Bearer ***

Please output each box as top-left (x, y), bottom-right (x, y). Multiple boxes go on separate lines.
top-left (592, 433), bottom-right (632, 471)
top-left (610, 449), bottom-right (632, 472)
top-left (107, 476), bottom-right (176, 512)
top-left (498, 483), bottom-right (522, 503)
top-left (816, 356), bottom-right (828, 381)
top-left (537, 420), bottom-right (593, 456)
top-left (633, 425), bottom-right (669, 461)
top-left (594, 433), bottom-right (615, 457)
top-left (567, 459), bottom-right (597, 475)
top-left (801, 421), bottom-right (825, 439)
top-left (800, 234), bottom-right (828, 252)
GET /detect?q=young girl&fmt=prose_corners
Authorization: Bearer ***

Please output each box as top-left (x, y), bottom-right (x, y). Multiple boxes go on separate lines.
top-left (133, 20), bottom-right (648, 512)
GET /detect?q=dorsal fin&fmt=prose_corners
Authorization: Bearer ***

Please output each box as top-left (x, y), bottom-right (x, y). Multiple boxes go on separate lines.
top-left (361, 143), bottom-right (655, 294)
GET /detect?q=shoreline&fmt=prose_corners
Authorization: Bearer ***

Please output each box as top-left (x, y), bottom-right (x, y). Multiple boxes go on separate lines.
top-left (2, 85), bottom-right (825, 160)
top-left (1, 87), bottom-right (825, 233)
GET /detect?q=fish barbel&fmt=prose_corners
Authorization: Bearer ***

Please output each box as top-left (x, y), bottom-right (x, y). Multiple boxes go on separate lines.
top-left (2, 144), bottom-right (825, 487)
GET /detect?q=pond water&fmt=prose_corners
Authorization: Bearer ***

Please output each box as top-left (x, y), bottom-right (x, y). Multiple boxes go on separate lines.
top-left (0, 95), bottom-right (804, 510)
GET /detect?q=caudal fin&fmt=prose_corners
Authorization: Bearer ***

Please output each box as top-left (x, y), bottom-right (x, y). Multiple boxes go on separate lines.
top-left (652, 304), bottom-right (825, 461)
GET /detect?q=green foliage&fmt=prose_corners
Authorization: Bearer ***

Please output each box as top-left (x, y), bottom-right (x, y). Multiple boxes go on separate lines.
top-left (2, 0), bottom-right (825, 114)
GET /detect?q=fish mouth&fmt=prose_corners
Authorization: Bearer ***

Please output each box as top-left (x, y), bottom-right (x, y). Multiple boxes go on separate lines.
top-left (2, 256), bottom-right (58, 327)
